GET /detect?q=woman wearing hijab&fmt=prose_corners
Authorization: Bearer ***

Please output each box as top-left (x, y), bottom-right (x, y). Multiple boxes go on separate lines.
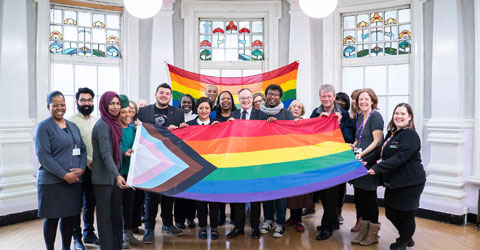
top-left (92, 91), bottom-right (128, 250)
top-left (35, 91), bottom-right (86, 250)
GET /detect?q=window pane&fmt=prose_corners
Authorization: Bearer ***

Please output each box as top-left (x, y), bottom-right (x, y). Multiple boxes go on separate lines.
top-left (51, 63), bottom-right (74, 94)
top-left (365, 66), bottom-right (386, 95)
top-left (399, 9), bottom-right (410, 23)
top-left (63, 42), bottom-right (77, 55)
top-left (75, 65), bottom-right (97, 93)
top-left (225, 34), bottom-right (238, 48)
top-left (92, 28), bottom-right (106, 43)
top-left (63, 26), bottom-right (77, 41)
top-left (342, 67), bottom-right (363, 96)
top-left (251, 21), bottom-right (263, 33)
top-left (212, 48), bottom-right (225, 61)
top-left (106, 15), bottom-right (120, 29)
top-left (243, 69), bottom-right (262, 76)
top-left (64, 11), bottom-right (77, 25)
top-left (377, 96), bottom-right (387, 123)
top-left (51, 9), bottom-right (62, 24)
top-left (388, 64), bottom-right (409, 95)
top-left (200, 69), bottom-right (220, 76)
top-left (343, 15), bottom-right (355, 29)
top-left (78, 28), bottom-right (91, 42)
top-left (65, 95), bottom-right (75, 120)
top-left (221, 69), bottom-right (241, 77)
top-left (78, 12), bottom-right (91, 27)
top-left (92, 14), bottom-right (105, 27)
top-left (225, 49), bottom-right (238, 61)
top-left (212, 35), bottom-right (225, 48)
top-left (98, 66), bottom-right (120, 94)
top-left (200, 21), bottom-right (212, 34)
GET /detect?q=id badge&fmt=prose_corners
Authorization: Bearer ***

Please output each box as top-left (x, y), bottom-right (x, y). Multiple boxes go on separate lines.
top-left (376, 158), bottom-right (383, 164)
top-left (354, 148), bottom-right (363, 155)
top-left (73, 147), bottom-right (80, 156)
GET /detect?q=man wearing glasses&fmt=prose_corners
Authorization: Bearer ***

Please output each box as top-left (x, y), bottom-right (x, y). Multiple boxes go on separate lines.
top-left (70, 87), bottom-right (99, 250)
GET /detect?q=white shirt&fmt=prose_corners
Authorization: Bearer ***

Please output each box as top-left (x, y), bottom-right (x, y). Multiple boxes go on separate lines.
top-left (240, 107), bottom-right (253, 120)
top-left (184, 111), bottom-right (196, 122)
top-left (196, 117), bottom-right (211, 125)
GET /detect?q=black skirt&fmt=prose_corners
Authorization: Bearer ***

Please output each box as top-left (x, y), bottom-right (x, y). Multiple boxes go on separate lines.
top-left (37, 182), bottom-right (82, 218)
top-left (384, 184), bottom-right (425, 211)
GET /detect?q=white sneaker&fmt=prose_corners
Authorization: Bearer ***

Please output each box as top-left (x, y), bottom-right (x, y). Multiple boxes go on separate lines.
top-left (272, 223), bottom-right (285, 238)
top-left (260, 220), bottom-right (273, 234)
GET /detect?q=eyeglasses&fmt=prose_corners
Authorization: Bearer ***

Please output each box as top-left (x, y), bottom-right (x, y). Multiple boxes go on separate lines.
top-left (253, 100), bottom-right (263, 104)
top-left (79, 98), bottom-right (94, 104)
top-left (266, 93), bottom-right (281, 97)
top-left (239, 97), bottom-right (252, 101)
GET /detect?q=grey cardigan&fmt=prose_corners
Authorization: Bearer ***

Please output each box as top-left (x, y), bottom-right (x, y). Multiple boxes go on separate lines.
top-left (91, 118), bottom-right (121, 185)
top-left (35, 118), bottom-right (87, 184)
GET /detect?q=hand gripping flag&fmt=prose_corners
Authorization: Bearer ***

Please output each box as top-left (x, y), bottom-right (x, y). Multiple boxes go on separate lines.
top-left (126, 115), bottom-right (367, 202)
top-left (168, 61), bottom-right (298, 108)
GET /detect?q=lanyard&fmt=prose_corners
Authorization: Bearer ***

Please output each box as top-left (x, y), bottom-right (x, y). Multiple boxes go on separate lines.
top-left (356, 110), bottom-right (374, 145)
top-left (380, 133), bottom-right (394, 159)
top-left (65, 124), bottom-right (78, 148)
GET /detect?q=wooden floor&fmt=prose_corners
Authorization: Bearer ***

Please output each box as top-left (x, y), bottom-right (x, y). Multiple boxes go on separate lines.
top-left (1, 203), bottom-right (479, 249)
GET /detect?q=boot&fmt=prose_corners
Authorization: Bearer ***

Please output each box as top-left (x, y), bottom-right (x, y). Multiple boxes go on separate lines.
top-left (351, 220), bottom-right (369, 244)
top-left (359, 222), bottom-right (381, 246)
top-left (350, 217), bottom-right (362, 232)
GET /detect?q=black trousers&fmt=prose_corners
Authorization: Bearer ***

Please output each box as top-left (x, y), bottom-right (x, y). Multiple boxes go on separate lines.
top-left (43, 216), bottom-right (74, 250)
top-left (231, 202), bottom-right (261, 230)
top-left (93, 184), bottom-right (123, 250)
top-left (290, 208), bottom-right (303, 223)
top-left (121, 177), bottom-right (135, 231)
top-left (196, 201), bottom-right (219, 228)
top-left (337, 182), bottom-right (346, 208)
top-left (354, 187), bottom-right (379, 223)
top-left (72, 167), bottom-right (96, 239)
top-left (144, 191), bottom-right (174, 229)
top-left (132, 189), bottom-right (144, 228)
top-left (385, 207), bottom-right (416, 243)
top-left (318, 185), bottom-right (339, 230)
top-left (174, 198), bottom-right (196, 224)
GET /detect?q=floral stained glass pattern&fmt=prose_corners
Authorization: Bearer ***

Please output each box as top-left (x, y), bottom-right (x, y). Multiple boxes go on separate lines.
top-left (342, 7), bottom-right (411, 58)
top-left (200, 19), bottom-right (264, 62)
top-left (49, 8), bottom-right (121, 58)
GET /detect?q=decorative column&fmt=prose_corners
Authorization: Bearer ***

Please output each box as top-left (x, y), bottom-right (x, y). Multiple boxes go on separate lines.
top-left (287, 1), bottom-right (314, 115)
top-left (0, 0), bottom-right (37, 216)
top-left (422, 0), bottom-right (470, 216)
top-left (149, 1), bottom-right (176, 103)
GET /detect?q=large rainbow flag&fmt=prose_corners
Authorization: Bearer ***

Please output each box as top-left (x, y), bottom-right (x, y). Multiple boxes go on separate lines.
top-left (127, 115), bottom-right (366, 202)
top-left (168, 62), bottom-right (298, 108)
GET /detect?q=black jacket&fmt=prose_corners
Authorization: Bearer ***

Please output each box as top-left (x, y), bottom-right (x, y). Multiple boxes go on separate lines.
top-left (265, 108), bottom-right (294, 120)
top-left (137, 104), bottom-right (184, 127)
top-left (310, 107), bottom-right (355, 143)
top-left (364, 129), bottom-right (426, 189)
top-left (231, 108), bottom-right (267, 120)
top-left (186, 117), bottom-right (215, 125)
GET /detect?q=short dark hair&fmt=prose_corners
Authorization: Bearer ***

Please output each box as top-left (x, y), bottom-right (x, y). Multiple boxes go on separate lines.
top-left (75, 87), bottom-right (95, 101)
top-left (335, 92), bottom-right (350, 111)
top-left (179, 94), bottom-right (196, 114)
top-left (47, 91), bottom-right (64, 105)
top-left (156, 83), bottom-right (172, 93)
top-left (195, 97), bottom-right (211, 110)
top-left (265, 84), bottom-right (283, 98)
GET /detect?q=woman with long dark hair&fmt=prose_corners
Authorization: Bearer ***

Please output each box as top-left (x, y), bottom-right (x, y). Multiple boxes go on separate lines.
top-left (362, 103), bottom-right (426, 250)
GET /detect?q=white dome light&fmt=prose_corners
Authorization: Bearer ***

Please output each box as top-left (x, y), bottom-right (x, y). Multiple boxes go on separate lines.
top-left (124, 0), bottom-right (163, 19)
top-left (299, 0), bottom-right (338, 19)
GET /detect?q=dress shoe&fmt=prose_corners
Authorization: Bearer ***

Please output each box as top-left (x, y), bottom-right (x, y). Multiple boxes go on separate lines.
top-left (187, 218), bottom-right (196, 228)
top-left (198, 228), bottom-right (207, 240)
top-left (175, 222), bottom-right (186, 229)
top-left (83, 232), bottom-right (100, 245)
top-left (316, 229), bottom-right (332, 240)
top-left (251, 228), bottom-right (260, 239)
top-left (226, 228), bottom-right (245, 239)
top-left (211, 228), bottom-right (219, 240)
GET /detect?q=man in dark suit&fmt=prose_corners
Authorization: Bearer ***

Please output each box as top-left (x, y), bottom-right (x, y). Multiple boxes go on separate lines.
top-left (137, 83), bottom-right (185, 243)
top-left (310, 84), bottom-right (355, 241)
top-left (226, 88), bottom-right (267, 239)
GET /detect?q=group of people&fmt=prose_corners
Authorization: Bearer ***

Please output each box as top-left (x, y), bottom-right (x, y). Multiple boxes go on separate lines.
top-left (35, 81), bottom-right (425, 250)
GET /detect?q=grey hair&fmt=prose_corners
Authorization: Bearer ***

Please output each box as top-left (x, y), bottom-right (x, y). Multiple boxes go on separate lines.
top-left (319, 84), bottom-right (336, 95)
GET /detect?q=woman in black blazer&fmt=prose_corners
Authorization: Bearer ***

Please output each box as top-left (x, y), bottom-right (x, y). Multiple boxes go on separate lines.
top-left (362, 103), bottom-right (426, 250)
top-left (180, 97), bottom-right (220, 240)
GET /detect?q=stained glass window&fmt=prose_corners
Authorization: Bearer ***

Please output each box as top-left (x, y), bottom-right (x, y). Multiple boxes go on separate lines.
top-left (49, 8), bottom-right (121, 58)
top-left (199, 19), bottom-right (264, 61)
top-left (342, 6), bottom-right (411, 58)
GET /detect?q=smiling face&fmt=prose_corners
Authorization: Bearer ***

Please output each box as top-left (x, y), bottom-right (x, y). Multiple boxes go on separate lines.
top-left (197, 101), bottom-right (211, 121)
top-left (48, 95), bottom-right (66, 121)
top-left (180, 96), bottom-right (193, 113)
top-left (239, 90), bottom-right (253, 110)
top-left (358, 92), bottom-right (373, 113)
top-left (108, 96), bottom-right (121, 116)
top-left (289, 103), bottom-right (304, 119)
top-left (155, 87), bottom-right (172, 107)
top-left (393, 106), bottom-right (412, 130)
top-left (320, 90), bottom-right (335, 110)
top-left (119, 107), bottom-right (131, 126)
top-left (266, 89), bottom-right (281, 107)
top-left (206, 85), bottom-right (218, 104)
top-left (219, 92), bottom-right (232, 111)
top-left (253, 95), bottom-right (264, 110)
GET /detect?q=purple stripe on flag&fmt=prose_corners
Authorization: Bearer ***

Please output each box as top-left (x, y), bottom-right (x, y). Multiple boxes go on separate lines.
top-left (172, 166), bottom-right (366, 202)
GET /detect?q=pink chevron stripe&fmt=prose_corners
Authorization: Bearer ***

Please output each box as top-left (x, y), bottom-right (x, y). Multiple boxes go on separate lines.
top-left (140, 136), bottom-right (174, 165)
top-left (132, 161), bottom-right (175, 185)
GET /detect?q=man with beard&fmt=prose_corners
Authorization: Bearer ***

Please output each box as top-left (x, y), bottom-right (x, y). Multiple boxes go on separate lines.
top-left (69, 87), bottom-right (99, 249)
top-left (137, 83), bottom-right (185, 243)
